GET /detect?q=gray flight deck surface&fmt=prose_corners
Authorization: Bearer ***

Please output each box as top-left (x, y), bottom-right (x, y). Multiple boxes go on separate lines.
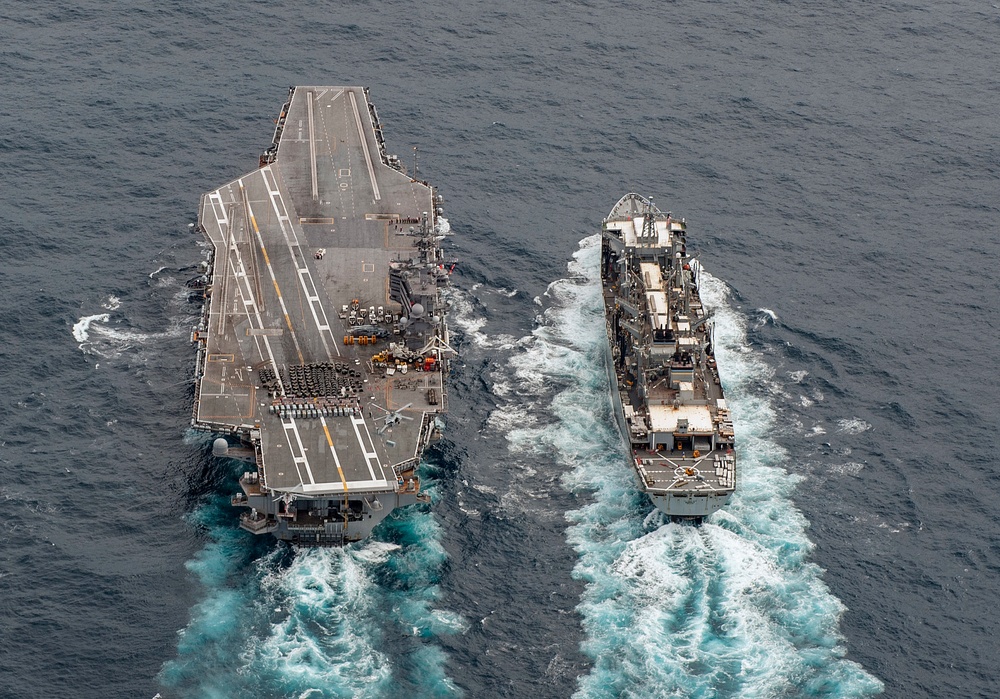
top-left (192, 87), bottom-right (450, 544)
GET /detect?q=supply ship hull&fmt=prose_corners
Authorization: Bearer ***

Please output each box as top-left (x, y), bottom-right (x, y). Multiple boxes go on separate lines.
top-left (600, 194), bottom-right (735, 520)
top-left (190, 87), bottom-right (453, 545)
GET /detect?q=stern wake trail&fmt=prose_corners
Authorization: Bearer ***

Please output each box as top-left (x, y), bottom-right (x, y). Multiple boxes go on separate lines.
top-left (159, 470), bottom-right (462, 699)
top-left (494, 236), bottom-right (883, 699)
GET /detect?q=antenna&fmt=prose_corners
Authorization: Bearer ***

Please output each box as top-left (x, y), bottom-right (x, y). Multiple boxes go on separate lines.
top-left (642, 198), bottom-right (657, 239)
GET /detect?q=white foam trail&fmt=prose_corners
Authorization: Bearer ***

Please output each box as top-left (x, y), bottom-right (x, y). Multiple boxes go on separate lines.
top-left (72, 308), bottom-right (188, 358)
top-left (445, 289), bottom-right (487, 343)
top-left (92, 324), bottom-right (186, 346)
top-left (490, 235), bottom-right (883, 698)
top-left (830, 462), bottom-right (866, 476)
top-left (72, 313), bottom-right (109, 344)
top-left (162, 484), bottom-right (461, 697)
top-left (246, 547), bottom-right (395, 695)
top-left (446, 287), bottom-right (522, 351)
top-left (837, 418), bottom-right (872, 434)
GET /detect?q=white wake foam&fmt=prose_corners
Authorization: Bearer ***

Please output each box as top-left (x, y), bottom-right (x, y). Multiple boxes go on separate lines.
top-left (162, 484), bottom-right (462, 697)
top-left (72, 306), bottom-right (187, 359)
top-left (488, 235), bottom-right (883, 698)
top-left (837, 418), bottom-right (872, 435)
top-left (446, 287), bottom-right (522, 351)
top-left (246, 547), bottom-right (395, 695)
top-left (72, 313), bottom-right (110, 344)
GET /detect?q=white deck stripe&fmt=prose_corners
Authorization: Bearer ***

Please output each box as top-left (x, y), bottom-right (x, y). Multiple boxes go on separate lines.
top-left (349, 90), bottom-right (380, 201)
top-left (224, 255), bottom-right (280, 389)
top-left (350, 416), bottom-right (380, 481)
top-left (307, 91), bottom-right (318, 200)
top-left (260, 167), bottom-right (341, 358)
top-left (208, 191), bottom-right (229, 227)
top-left (358, 418), bottom-right (389, 481)
top-left (205, 194), bottom-right (283, 397)
top-left (282, 420), bottom-right (315, 485)
top-left (238, 178), bottom-right (306, 363)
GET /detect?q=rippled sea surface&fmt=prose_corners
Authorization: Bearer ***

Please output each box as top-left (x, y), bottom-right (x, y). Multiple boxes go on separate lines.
top-left (1, 1), bottom-right (998, 697)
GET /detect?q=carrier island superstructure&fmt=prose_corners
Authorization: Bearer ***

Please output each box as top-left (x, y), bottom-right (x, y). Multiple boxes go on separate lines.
top-left (600, 193), bottom-right (735, 520)
top-left (190, 86), bottom-right (453, 545)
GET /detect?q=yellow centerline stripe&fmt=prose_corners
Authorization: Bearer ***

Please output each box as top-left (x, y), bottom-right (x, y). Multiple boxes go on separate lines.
top-left (239, 179), bottom-right (304, 362)
top-left (285, 313), bottom-right (304, 363)
top-left (322, 422), bottom-right (349, 493)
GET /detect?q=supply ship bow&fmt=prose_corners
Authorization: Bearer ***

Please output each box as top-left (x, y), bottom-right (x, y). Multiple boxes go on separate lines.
top-left (601, 193), bottom-right (735, 520)
top-left (190, 87), bottom-right (454, 545)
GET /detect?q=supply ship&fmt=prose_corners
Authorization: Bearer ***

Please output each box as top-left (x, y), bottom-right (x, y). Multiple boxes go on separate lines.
top-left (600, 193), bottom-right (735, 520)
top-left (189, 86), bottom-right (453, 545)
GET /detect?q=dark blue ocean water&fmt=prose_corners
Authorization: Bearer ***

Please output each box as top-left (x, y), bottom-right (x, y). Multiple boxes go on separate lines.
top-left (1, 1), bottom-right (998, 697)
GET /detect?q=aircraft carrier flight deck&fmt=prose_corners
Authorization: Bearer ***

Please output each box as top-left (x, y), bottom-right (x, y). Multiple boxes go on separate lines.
top-left (190, 86), bottom-right (453, 545)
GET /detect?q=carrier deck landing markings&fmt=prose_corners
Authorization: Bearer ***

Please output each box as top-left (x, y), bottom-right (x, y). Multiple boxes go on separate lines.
top-left (240, 179), bottom-right (306, 365)
top-left (192, 86), bottom-right (451, 544)
top-left (349, 90), bottom-right (380, 201)
top-left (320, 417), bottom-right (349, 492)
top-left (260, 166), bottom-right (340, 358)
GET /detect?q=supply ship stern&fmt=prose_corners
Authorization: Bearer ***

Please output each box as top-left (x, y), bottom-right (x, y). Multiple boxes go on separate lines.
top-left (600, 193), bottom-right (735, 521)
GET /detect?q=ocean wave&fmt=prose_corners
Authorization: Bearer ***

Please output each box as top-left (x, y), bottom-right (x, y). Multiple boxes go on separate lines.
top-left (492, 235), bottom-right (883, 698)
top-left (446, 287), bottom-right (522, 351)
top-left (836, 418), bottom-right (872, 434)
top-left (72, 313), bottom-right (110, 345)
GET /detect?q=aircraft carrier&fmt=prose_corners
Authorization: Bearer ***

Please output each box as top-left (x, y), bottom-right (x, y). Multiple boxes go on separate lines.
top-left (601, 193), bottom-right (736, 520)
top-left (190, 86), bottom-right (453, 545)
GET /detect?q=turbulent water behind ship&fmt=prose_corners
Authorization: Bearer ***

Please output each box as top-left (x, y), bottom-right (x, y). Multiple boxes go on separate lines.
top-left (489, 237), bottom-right (883, 697)
top-left (2, 1), bottom-right (999, 697)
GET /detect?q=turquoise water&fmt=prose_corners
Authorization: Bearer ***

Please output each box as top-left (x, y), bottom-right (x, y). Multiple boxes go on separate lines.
top-left (160, 458), bottom-right (464, 698)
